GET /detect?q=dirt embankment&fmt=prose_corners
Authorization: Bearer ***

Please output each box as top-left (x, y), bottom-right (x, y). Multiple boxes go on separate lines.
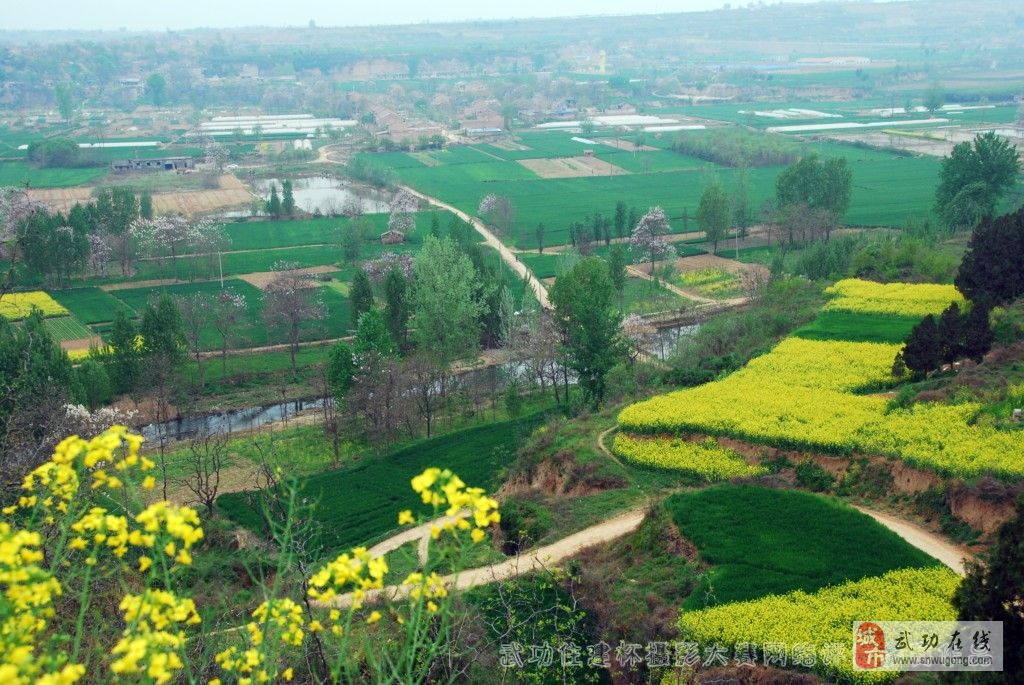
top-left (690, 434), bottom-right (1020, 538)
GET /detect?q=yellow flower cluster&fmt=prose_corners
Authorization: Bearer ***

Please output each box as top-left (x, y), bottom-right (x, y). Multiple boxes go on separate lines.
top-left (677, 268), bottom-right (740, 298)
top-left (402, 571), bottom-right (449, 613)
top-left (677, 566), bottom-right (959, 683)
top-left (135, 502), bottom-right (204, 567)
top-left (612, 434), bottom-right (765, 481)
top-left (618, 334), bottom-right (1024, 478)
top-left (70, 507), bottom-right (131, 562)
top-left (250, 598), bottom-right (306, 647)
top-left (110, 590), bottom-right (200, 685)
top-left (308, 546), bottom-right (388, 609)
top-left (824, 278), bottom-right (964, 318)
top-left (0, 291), bottom-right (68, 320)
top-left (408, 467), bottom-right (500, 543)
top-left (10, 427), bottom-right (151, 518)
top-left (0, 522), bottom-right (67, 684)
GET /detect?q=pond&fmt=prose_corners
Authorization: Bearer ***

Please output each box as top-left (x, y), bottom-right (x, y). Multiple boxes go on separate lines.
top-left (255, 176), bottom-right (390, 215)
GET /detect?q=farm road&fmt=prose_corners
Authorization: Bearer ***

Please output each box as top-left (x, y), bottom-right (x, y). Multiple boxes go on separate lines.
top-left (318, 507), bottom-right (647, 608)
top-left (400, 186), bottom-right (551, 309)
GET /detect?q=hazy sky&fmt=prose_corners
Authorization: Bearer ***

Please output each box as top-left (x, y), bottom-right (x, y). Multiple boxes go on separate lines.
top-left (6, 0), bottom-right (829, 31)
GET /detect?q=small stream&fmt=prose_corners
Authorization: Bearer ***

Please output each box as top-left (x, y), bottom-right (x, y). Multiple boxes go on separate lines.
top-left (139, 323), bottom-right (699, 442)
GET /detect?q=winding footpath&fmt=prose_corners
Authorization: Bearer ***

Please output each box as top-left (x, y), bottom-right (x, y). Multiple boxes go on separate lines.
top-left (400, 186), bottom-right (551, 309)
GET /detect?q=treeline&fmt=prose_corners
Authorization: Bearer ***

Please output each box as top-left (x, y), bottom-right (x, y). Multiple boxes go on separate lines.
top-left (671, 129), bottom-right (800, 168)
top-left (898, 206), bottom-right (1024, 376)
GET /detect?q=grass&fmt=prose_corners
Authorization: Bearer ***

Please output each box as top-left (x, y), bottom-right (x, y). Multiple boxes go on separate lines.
top-left (362, 135), bottom-right (942, 249)
top-left (793, 310), bottom-right (922, 344)
top-left (0, 161), bottom-right (107, 187)
top-left (666, 484), bottom-right (941, 610)
top-left (217, 413), bottom-right (547, 554)
top-left (107, 278), bottom-right (351, 351)
top-left (620, 276), bottom-right (690, 315)
top-left (48, 287), bottom-right (133, 324)
top-left (126, 245), bottom-right (352, 284)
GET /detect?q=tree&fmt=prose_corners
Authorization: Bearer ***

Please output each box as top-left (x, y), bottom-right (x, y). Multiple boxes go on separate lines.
top-left (535, 223), bottom-right (545, 254)
top-left (182, 431), bottom-right (226, 517)
top-left (140, 192), bottom-right (154, 220)
top-left (354, 307), bottom-right (395, 359)
top-left (54, 82), bottom-right (76, 122)
top-left (607, 244), bottom-right (628, 311)
top-left (94, 186), bottom-right (139, 276)
top-left (383, 268), bottom-right (409, 349)
top-left (388, 188), bottom-right (419, 236)
top-left (327, 340), bottom-right (356, 401)
top-left (266, 184), bottom-right (282, 217)
top-left (696, 181), bottom-right (730, 254)
top-left (478, 194), bottom-right (515, 236)
top-left (901, 314), bottom-right (941, 375)
top-left (935, 133), bottom-right (1020, 232)
top-left (339, 217), bottom-right (368, 264)
top-left (349, 269), bottom-right (374, 329)
top-left (951, 496), bottom-right (1024, 683)
top-left (429, 213), bottom-right (441, 239)
top-left (937, 302), bottom-right (964, 364)
top-left (549, 257), bottom-right (622, 408)
top-left (962, 300), bottom-right (994, 361)
top-left (140, 293), bottom-right (186, 366)
top-left (282, 179), bottom-right (296, 217)
top-left (0, 312), bottom-right (80, 482)
top-left (924, 84), bottom-right (944, 114)
top-left (76, 359), bottom-right (111, 410)
top-left (210, 289), bottom-right (247, 373)
top-left (176, 293), bottom-right (212, 390)
top-left (776, 154), bottom-right (853, 227)
top-left (145, 73), bottom-right (167, 106)
top-left (409, 236), bottom-right (486, 367)
top-left (629, 206), bottom-right (674, 274)
top-left (106, 308), bottom-right (140, 393)
top-left (262, 264), bottom-right (326, 372)
top-left (732, 166), bottom-right (751, 236)
top-left (614, 201), bottom-right (627, 240)
top-left (955, 208), bottom-right (1024, 303)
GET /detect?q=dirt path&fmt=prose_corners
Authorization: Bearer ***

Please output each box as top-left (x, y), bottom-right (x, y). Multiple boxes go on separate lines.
top-left (319, 507), bottom-right (646, 608)
top-left (852, 505), bottom-right (973, 576)
top-left (626, 264), bottom-right (748, 307)
top-left (400, 186), bottom-right (551, 309)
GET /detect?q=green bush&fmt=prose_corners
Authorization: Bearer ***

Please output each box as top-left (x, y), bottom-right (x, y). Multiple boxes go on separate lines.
top-left (794, 459), bottom-right (836, 492)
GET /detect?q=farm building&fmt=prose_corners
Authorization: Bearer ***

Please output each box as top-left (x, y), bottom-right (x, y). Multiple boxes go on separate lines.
top-left (111, 157), bottom-right (196, 172)
top-left (380, 229), bottom-right (406, 245)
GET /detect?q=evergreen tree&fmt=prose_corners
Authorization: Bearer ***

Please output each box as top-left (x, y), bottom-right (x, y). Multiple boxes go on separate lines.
top-left (76, 358), bottom-right (111, 410)
top-left (140, 293), bottom-right (186, 365)
top-left (107, 309), bottom-right (141, 393)
top-left (266, 184), bottom-right (282, 217)
top-left (937, 302), bottom-right (965, 364)
top-left (282, 179), bottom-right (296, 217)
top-left (902, 314), bottom-right (942, 375)
top-left (429, 212), bottom-right (441, 239)
top-left (349, 270), bottom-right (374, 329)
top-left (962, 300), bottom-right (994, 361)
top-left (614, 201), bottom-right (627, 239)
top-left (955, 208), bottom-right (1024, 304)
top-left (951, 496), bottom-right (1024, 683)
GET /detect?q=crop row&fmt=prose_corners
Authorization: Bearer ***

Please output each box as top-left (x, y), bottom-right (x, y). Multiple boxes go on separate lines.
top-left (824, 279), bottom-right (964, 318)
top-left (612, 434), bottom-right (764, 481)
top-left (677, 566), bottom-right (959, 684)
